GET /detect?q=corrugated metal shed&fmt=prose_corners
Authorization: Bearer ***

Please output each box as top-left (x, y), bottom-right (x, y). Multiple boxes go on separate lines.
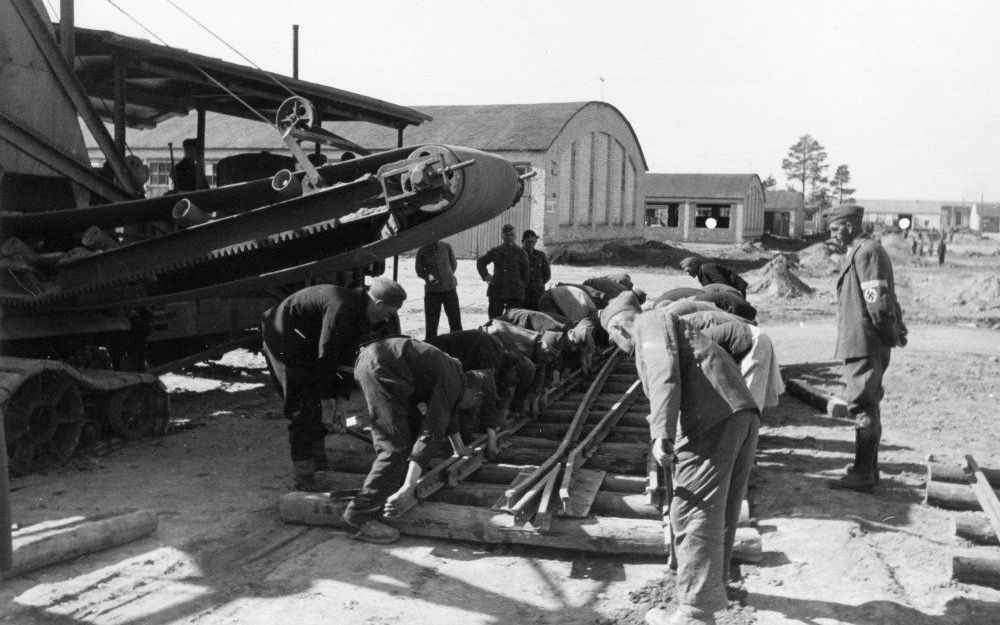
top-left (764, 190), bottom-right (804, 211)
top-left (645, 174), bottom-right (760, 199)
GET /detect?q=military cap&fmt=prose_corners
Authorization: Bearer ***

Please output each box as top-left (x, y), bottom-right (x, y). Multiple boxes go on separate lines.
top-left (522, 229), bottom-right (538, 241)
top-left (823, 204), bottom-right (864, 223)
top-left (680, 256), bottom-right (701, 271)
top-left (600, 291), bottom-right (641, 329)
top-left (502, 223), bottom-right (515, 234)
top-left (369, 277), bottom-right (407, 308)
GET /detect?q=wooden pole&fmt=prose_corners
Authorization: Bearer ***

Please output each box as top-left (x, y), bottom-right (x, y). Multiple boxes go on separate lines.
top-left (927, 461), bottom-right (1000, 488)
top-left (59, 0), bottom-right (74, 63)
top-left (113, 52), bottom-right (127, 159)
top-left (0, 405), bottom-right (13, 578)
top-left (952, 548), bottom-right (1000, 589)
top-left (925, 480), bottom-right (1000, 511)
top-left (8, 510), bottom-right (157, 577)
top-left (954, 515), bottom-right (999, 546)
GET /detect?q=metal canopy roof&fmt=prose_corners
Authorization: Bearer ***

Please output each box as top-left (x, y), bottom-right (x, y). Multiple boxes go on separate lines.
top-left (71, 26), bottom-right (431, 131)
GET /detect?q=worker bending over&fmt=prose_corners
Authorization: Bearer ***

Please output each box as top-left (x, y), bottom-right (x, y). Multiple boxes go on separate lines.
top-left (601, 293), bottom-right (759, 625)
top-left (344, 337), bottom-right (486, 544)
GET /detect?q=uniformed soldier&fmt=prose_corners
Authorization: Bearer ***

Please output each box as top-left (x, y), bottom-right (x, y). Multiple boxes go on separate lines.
top-left (344, 337), bottom-right (487, 543)
top-left (601, 294), bottom-right (759, 625)
top-left (482, 318), bottom-right (557, 418)
top-left (824, 204), bottom-right (907, 492)
top-left (477, 224), bottom-right (530, 318)
top-left (260, 279), bottom-right (407, 492)
top-left (521, 229), bottom-right (551, 310)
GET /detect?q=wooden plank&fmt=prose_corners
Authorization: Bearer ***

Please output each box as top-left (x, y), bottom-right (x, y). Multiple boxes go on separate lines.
top-left (965, 454), bottom-right (1000, 543)
top-left (9, 510), bottom-right (157, 577)
top-left (560, 468), bottom-right (607, 518)
top-left (952, 548), bottom-right (1000, 589)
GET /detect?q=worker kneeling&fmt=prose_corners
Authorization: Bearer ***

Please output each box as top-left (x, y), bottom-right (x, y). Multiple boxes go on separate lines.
top-left (601, 294), bottom-right (759, 625)
top-left (343, 337), bottom-right (485, 544)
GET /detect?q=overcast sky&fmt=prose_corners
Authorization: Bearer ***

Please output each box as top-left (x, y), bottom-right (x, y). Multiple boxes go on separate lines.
top-left (54, 0), bottom-right (1000, 202)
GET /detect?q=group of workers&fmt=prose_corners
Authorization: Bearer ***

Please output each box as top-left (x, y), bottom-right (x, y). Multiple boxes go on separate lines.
top-left (259, 203), bottom-right (903, 625)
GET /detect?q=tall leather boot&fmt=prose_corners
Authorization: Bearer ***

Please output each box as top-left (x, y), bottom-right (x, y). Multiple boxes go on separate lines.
top-left (292, 459), bottom-right (326, 492)
top-left (312, 438), bottom-right (329, 472)
top-left (828, 427), bottom-right (877, 492)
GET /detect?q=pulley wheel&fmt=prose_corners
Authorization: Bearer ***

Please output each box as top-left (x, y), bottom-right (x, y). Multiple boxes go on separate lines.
top-left (106, 385), bottom-right (168, 440)
top-left (3, 371), bottom-right (85, 476)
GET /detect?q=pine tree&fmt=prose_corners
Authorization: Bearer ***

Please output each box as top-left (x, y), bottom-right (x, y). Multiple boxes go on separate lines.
top-left (830, 164), bottom-right (856, 204)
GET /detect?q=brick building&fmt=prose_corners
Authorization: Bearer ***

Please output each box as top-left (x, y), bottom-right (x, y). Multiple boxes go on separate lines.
top-left (762, 189), bottom-right (805, 237)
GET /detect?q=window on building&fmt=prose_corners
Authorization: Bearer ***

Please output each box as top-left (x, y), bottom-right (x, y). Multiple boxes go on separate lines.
top-left (149, 160), bottom-right (171, 187)
top-left (645, 202), bottom-right (679, 227)
top-left (695, 204), bottom-right (731, 229)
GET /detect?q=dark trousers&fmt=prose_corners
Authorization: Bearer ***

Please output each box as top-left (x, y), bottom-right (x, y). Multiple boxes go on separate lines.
top-left (524, 287), bottom-right (544, 311)
top-left (424, 289), bottom-right (462, 340)
top-left (344, 356), bottom-right (422, 526)
top-left (671, 409), bottom-right (759, 614)
top-left (843, 344), bottom-right (891, 478)
top-left (261, 340), bottom-right (326, 463)
top-left (488, 296), bottom-right (523, 319)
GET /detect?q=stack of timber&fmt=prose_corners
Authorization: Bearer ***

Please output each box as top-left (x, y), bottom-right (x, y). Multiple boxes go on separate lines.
top-left (925, 457), bottom-right (1000, 588)
top-left (281, 352), bottom-right (763, 561)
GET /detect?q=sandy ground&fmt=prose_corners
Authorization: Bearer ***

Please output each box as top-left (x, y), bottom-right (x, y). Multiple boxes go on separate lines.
top-left (3, 235), bottom-right (1000, 624)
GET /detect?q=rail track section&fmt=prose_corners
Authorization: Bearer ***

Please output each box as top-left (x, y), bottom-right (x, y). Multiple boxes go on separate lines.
top-left (280, 350), bottom-right (763, 561)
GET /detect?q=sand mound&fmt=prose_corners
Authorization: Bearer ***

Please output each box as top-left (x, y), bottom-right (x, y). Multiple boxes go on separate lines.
top-left (748, 253), bottom-right (815, 298)
top-left (797, 241), bottom-right (841, 275)
top-left (951, 273), bottom-right (1000, 311)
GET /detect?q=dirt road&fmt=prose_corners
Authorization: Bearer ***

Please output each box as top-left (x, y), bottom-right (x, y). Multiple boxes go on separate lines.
top-left (3, 250), bottom-right (1000, 624)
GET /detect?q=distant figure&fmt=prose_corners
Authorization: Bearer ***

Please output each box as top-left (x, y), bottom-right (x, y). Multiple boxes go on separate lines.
top-left (170, 138), bottom-right (208, 192)
top-left (521, 229), bottom-right (550, 310)
top-left (415, 240), bottom-right (462, 339)
top-left (477, 223), bottom-right (529, 318)
top-left (910, 238), bottom-right (918, 256)
top-left (680, 257), bottom-right (749, 299)
top-left (917, 233), bottom-right (925, 257)
top-left (937, 239), bottom-right (947, 266)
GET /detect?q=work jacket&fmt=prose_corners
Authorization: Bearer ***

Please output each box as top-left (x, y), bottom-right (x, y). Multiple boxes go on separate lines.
top-left (356, 337), bottom-right (465, 468)
top-left (697, 262), bottom-right (749, 298)
top-left (260, 285), bottom-right (370, 400)
top-left (415, 241), bottom-right (458, 293)
top-left (477, 243), bottom-right (529, 299)
top-left (632, 311), bottom-right (758, 444)
top-left (835, 234), bottom-right (902, 359)
top-left (524, 248), bottom-right (551, 297)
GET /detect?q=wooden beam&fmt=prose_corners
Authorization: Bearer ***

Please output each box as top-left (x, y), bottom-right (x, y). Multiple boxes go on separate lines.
top-left (8, 510), bottom-right (157, 577)
top-left (965, 455), bottom-right (1000, 544)
top-left (928, 461), bottom-right (1000, 489)
top-left (59, 0), bottom-right (74, 63)
top-left (113, 52), bottom-right (127, 158)
top-left (952, 548), bottom-right (1000, 589)
top-left (926, 480), bottom-right (1000, 511)
top-left (954, 515), bottom-right (1000, 546)
top-left (0, 393), bottom-right (12, 578)
top-left (9, 0), bottom-right (140, 197)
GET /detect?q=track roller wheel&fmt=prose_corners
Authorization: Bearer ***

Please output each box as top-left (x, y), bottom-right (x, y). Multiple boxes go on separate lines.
top-left (106, 385), bottom-right (168, 440)
top-left (3, 371), bottom-right (85, 476)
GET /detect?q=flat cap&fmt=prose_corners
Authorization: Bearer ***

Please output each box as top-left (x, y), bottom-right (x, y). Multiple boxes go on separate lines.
top-left (823, 204), bottom-right (864, 223)
top-left (369, 277), bottom-right (407, 308)
top-left (522, 229), bottom-right (538, 241)
top-left (680, 256), bottom-right (701, 271)
top-left (600, 291), bottom-right (641, 329)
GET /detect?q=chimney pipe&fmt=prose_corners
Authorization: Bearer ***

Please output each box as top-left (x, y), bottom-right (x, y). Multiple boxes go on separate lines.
top-left (292, 24), bottom-right (299, 79)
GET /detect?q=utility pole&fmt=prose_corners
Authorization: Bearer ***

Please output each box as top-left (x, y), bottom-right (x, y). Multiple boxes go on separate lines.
top-left (292, 24), bottom-right (299, 79)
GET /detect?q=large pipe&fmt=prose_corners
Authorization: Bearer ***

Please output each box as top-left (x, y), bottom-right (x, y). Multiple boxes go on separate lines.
top-left (59, 0), bottom-right (74, 63)
top-left (292, 24), bottom-right (299, 79)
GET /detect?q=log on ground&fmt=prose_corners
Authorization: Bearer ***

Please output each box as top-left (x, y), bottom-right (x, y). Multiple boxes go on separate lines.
top-left (954, 514), bottom-right (1000, 546)
top-left (9, 510), bottom-right (158, 577)
top-left (952, 548), bottom-right (1000, 589)
top-left (926, 480), bottom-right (1000, 511)
top-left (928, 462), bottom-right (1000, 488)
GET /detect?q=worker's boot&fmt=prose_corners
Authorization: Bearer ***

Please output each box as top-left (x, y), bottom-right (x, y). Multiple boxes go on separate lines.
top-left (827, 429), bottom-right (877, 492)
top-left (644, 605), bottom-right (716, 625)
top-left (344, 519), bottom-right (400, 544)
top-left (312, 438), bottom-right (329, 472)
top-left (292, 459), bottom-right (326, 493)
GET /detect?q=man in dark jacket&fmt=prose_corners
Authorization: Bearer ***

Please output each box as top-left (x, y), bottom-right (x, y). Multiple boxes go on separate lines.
top-left (680, 257), bottom-right (749, 299)
top-left (522, 229), bottom-right (550, 310)
top-left (825, 204), bottom-right (905, 492)
top-left (344, 337), bottom-right (485, 543)
top-left (260, 279), bottom-right (407, 492)
top-left (415, 240), bottom-right (462, 339)
top-left (601, 294), bottom-right (759, 625)
top-left (477, 223), bottom-right (529, 318)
